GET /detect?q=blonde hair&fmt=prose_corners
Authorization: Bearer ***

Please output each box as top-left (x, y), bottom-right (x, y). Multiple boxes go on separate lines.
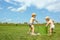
top-left (45, 16), bottom-right (50, 19)
top-left (32, 13), bottom-right (36, 17)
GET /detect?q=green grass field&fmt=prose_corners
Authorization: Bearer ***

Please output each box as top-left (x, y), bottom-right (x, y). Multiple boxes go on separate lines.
top-left (0, 24), bottom-right (60, 40)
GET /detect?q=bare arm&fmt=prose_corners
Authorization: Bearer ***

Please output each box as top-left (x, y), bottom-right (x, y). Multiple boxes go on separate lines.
top-left (35, 19), bottom-right (39, 24)
top-left (46, 22), bottom-right (50, 27)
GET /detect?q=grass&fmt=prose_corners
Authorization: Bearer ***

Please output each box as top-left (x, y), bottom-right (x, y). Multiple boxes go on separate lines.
top-left (0, 24), bottom-right (60, 40)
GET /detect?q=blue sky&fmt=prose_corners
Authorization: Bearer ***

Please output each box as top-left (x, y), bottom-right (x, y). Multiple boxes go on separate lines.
top-left (0, 0), bottom-right (60, 23)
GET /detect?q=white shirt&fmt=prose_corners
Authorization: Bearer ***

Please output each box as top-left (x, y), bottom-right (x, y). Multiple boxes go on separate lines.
top-left (30, 17), bottom-right (35, 24)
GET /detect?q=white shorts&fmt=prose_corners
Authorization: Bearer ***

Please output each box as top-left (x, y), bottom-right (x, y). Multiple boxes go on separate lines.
top-left (50, 25), bottom-right (55, 29)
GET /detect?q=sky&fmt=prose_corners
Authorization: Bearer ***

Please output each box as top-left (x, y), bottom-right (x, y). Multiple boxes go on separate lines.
top-left (0, 0), bottom-right (60, 23)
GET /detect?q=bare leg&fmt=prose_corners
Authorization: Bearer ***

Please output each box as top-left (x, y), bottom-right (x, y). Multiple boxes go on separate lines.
top-left (51, 28), bottom-right (54, 34)
top-left (49, 28), bottom-right (53, 35)
top-left (29, 28), bottom-right (31, 32)
top-left (31, 25), bottom-right (34, 34)
top-left (28, 25), bottom-right (32, 34)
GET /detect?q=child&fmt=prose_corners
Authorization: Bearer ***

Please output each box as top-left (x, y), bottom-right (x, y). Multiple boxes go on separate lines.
top-left (45, 16), bottom-right (55, 35)
top-left (29, 13), bottom-right (38, 35)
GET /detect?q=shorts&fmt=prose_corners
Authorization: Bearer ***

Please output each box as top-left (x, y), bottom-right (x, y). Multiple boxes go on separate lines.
top-left (29, 23), bottom-right (34, 27)
top-left (50, 25), bottom-right (55, 29)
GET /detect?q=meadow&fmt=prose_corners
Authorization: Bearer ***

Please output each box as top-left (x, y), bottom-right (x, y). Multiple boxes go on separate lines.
top-left (0, 23), bottom-right (60, 40)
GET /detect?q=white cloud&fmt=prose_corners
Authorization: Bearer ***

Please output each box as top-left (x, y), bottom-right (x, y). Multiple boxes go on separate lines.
top-left (4, 0), bottom-right (17, 5)
top-left (8, 6), bottom-right (13, 9)
top-left (10, 8), bottom-right (16, 11)
top-left (13, 0), bottom-right (57, 8)
top-left (5, 0), bottom-right (60, 12)
top-left (4, 0), bottom-right (10, 2)
top-left (8, 7), bottom-right (16, 11)
top-left (16, 5), bottom-right (27, 12)
top-left (46, 2), bottom-right (60, 12)
top-left (8, 6), bottom-right (26, 12)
